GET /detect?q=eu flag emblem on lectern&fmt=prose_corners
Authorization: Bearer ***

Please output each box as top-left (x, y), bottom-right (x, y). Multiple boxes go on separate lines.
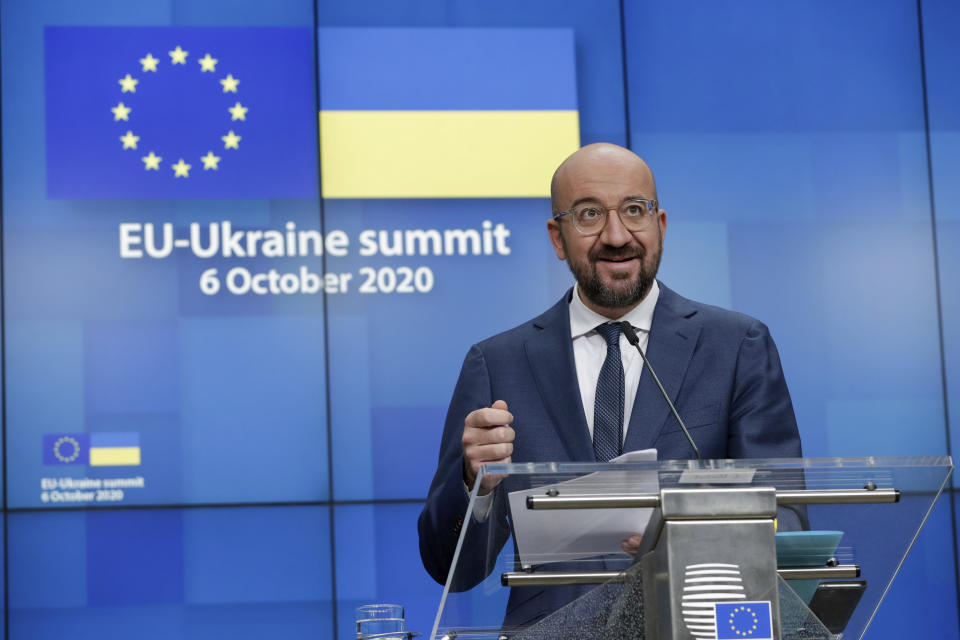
top-left (715, 601), bottom-right (773, 640)
top-left (44, 26), bottom-right (316, 199)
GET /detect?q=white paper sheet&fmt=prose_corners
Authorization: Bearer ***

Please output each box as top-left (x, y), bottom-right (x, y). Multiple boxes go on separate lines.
top-left (507, 449), bottom-right (658, 569)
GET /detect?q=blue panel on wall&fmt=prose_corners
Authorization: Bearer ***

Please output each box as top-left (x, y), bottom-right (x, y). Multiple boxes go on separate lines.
top-left (171, 0), bottom-right (313, 25)
top-left (0, 514), bottom-right (5, 640)
top-left (325, 198), bottom-right (572, 500)
top-left (922, 0), bottom-right (960, 485)
top-left (84, 321), bottom-right (179, 414)
top-left (181, 506), bottom-right (332, 604)
top-left (334, 503), bottom-right (443, 640)
top-left (624, 0), bottom-right (922, 134)
top-left (5, 321), bottom-right (85, 506)
top-left (178, 315), bottom-right (328, 503)
top-left (87, 510), bottom-right (184, 605)
top-left (8, 506), bottom-right (334, 639)
top-left (623, 0), bottom-right (945, 461)
top-left (1, 0), bottom-right (326, 507)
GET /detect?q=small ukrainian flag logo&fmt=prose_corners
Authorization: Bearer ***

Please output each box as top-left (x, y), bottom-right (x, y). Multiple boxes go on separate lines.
top-left (89, 432), bottom-right (141, 466)
top-left (43, 432), bottom-right (141, 467)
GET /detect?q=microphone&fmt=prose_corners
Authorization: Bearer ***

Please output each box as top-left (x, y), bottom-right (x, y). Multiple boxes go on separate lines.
top-left (619, 321), bottom-right (701, 461)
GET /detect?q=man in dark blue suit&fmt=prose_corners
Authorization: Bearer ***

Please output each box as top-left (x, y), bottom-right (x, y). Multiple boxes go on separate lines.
top-left (418, 143), bottom-right (801, 628)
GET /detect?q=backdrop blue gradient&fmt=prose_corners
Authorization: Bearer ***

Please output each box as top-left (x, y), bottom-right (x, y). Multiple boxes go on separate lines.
top-left (0, 0), bottom-right (958, 639)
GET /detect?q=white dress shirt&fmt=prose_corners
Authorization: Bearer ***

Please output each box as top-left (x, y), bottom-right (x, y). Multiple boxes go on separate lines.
top-left (469, 282), bottom-right (660, 514)
top-left (569, 280), bottom-right (660, 442)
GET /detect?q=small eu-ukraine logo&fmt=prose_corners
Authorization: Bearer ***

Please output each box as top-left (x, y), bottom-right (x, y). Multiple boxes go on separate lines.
top-left (715, 601), bottom-right (773, 640)
top-left (43, 432), bottom-right (141, 467)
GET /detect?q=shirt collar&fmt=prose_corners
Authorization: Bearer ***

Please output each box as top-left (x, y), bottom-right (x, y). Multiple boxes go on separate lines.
top-left (569, 280), bottom-right (661, 339)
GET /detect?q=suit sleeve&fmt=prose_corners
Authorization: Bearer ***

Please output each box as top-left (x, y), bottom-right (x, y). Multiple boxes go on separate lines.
top-left (728, 320), bottom-right (808, 530)
top-left (727, 319), bottom-right (802, 459)
top-left (418, 344), bottom-right (511, 588)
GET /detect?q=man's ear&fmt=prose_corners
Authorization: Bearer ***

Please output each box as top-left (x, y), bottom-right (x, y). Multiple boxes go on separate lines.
top-left (547, 219), bottom-right (566, 260)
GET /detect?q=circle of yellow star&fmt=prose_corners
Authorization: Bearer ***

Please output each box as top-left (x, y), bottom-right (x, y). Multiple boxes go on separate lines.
top-left (172, 158), bottom-right (192, 178)
top-left (221, 130), bottom-right (242, 149)
top-left (120, 130), bottom-right (140, 150)
top-left (198, 53), bottom-right (218, 72)
top-left (53, 436), bottom-right (81, 463)
top-left (169, 46), bottom-right (189, 65)
top-left (228, 102), bottom-right (248, 121)
top-left (727, 606), bottom-right (760, 636)
top-left (119, 74), bottom-right (139, 93)
top-left (142, 151), bottom-right (162, 170)
top-left (201, 151), bottom-right (221, 170)
top-left (111, 101), bottom-right (132, 121)
top-left (220, 74), bottom-right (240, 93)
top-left (140, 53), bottom-right (159, 72)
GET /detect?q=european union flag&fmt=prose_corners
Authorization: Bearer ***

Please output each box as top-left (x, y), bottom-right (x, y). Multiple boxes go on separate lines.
top-left (715, 601), bottom-right (774, 640)
top-left (43, 433), bottom-right (90, 465)
top-left (45, 26), bottom-right (317, 199)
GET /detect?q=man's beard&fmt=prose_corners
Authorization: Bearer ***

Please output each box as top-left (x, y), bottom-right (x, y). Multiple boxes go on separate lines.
top-left (563, 233), bottom-right (662, 311)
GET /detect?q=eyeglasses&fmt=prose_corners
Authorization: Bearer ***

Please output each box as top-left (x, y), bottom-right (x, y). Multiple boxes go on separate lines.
top-left (552, 198), bottom-right (659, 236)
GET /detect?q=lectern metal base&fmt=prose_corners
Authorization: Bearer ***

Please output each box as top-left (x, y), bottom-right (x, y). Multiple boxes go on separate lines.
top-left (641, 488), bottom-right (782, 640)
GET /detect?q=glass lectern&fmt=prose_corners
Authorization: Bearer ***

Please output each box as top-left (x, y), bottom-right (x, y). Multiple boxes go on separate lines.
top-left (430, 456), bottom-right (952, 640)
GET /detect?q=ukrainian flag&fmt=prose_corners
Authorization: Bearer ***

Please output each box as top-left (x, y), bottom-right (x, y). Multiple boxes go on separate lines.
top-left (318, 28), bottom-right (580, 199)
top-left (89, 432), bottom-right (142, 467)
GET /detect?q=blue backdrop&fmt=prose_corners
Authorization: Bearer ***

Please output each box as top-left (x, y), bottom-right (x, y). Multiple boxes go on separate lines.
top-left (1, 0), bottom-right (958, 638)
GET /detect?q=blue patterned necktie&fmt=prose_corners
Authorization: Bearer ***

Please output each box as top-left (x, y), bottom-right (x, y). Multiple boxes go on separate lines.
top-left (593, 323), bottom-right (624, 462)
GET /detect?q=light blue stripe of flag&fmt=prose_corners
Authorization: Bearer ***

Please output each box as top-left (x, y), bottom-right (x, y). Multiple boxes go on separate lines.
top-left (91, 432), bottom-right (140, 448)
top-left (318, 27), bottom-right (577, 111)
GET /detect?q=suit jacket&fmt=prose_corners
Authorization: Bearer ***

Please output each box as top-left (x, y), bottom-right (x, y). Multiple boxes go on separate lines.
top-left (418, 283), bottom-right (802, 628)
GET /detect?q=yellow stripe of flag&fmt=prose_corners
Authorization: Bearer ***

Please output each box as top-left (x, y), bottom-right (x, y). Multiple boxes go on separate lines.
top-left (320, 110), bottom-right (580, 199)
top-left (90, 447), bottom-right (141, 466)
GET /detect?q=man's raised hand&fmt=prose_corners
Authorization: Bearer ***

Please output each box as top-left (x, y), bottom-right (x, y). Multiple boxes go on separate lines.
top-left (462, 400), bottom-right (515, 495)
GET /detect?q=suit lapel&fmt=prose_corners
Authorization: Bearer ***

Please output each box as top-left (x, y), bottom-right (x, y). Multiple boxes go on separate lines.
top-left (524, 292), bottom-right (594, 461)
top-left (623, 284), bottom-right (701, 453)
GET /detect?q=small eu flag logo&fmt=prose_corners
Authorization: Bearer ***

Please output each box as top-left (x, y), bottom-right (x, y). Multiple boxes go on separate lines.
top-left (43, 434), bottom-right (90, 465)
top-left (715, 601), bottom-right (773, 640)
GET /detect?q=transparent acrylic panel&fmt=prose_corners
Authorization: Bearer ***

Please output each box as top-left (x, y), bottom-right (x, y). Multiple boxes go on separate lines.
top-left (430, 457), bottom-right (951, 640)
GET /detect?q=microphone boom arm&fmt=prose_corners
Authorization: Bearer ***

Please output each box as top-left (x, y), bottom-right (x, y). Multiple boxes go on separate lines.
top-left (619, 321), bottom-right (702, 461)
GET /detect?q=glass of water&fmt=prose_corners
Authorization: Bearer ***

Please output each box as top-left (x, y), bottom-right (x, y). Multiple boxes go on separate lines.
top-left (356, 603), bottom-right (405, 638)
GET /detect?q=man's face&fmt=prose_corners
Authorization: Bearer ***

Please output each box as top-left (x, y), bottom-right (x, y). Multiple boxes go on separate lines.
top-left (547, 148), bottom-right (666, 318)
